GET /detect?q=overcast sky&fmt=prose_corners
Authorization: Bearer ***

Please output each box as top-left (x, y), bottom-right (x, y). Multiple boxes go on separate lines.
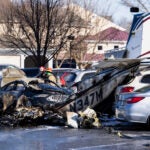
top-left (96, 0), bottom-right (133, 23)
top-left (111, 0), bottom-right (133, 23)
top-left (74, 0), bottom-right (133, 23)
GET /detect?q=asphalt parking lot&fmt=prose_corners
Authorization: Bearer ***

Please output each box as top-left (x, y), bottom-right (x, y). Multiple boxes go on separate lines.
top-left (0, 119), bottom-right (149, 150)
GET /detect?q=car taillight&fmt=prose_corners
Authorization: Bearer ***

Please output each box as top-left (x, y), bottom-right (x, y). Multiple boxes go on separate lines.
top-left (127, 97), bottom-right (144, 104)
top-left (120, 87), bottom-right (134, 93)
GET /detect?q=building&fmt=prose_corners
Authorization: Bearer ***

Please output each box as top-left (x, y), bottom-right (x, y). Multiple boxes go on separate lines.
top-left (86, 27), bottom-right (128, 54)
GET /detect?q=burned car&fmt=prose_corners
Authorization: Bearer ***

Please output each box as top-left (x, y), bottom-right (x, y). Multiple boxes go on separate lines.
top-left (0, 80), bottom-right (73, 111)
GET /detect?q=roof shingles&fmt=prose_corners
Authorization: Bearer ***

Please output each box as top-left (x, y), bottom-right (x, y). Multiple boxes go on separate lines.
top-left (86, 27), bottom-right (128, 41)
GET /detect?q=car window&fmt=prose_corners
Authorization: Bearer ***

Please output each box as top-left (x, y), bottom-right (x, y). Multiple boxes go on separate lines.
top-left (64, 73), bottom-right (76, 82)
top-left (0, 66), bottom-right (12, 70)
top-left (0, 66), bottom-right (6, 70)
top-left (53, 71), bottom-right (66, 78)
top-left (22, 68), bottom-right (40, 77)
top-left (141, 74), bottom-right (150, 83)
top-left (0, 65), bottom-right (19, 71)
top-left (135, 85), bottom-right (150, 92)
top-left (81, 73), bottom-right (95, 81)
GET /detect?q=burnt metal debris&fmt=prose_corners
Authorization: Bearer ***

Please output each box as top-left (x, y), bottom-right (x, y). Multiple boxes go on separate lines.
top-left (0, 93), bottom-right (66, 127)
top-left (0, 59), bottom-right (141, 128)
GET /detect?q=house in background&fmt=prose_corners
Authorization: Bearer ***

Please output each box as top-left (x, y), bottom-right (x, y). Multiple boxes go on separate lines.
top-left (86, 27), bottom-right (128, 54)
top-left (70, 27), bottom-right (128, 64)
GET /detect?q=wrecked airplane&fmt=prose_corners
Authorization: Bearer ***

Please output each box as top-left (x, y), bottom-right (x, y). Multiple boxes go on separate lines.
top-left (57, 59), bottom-right (141, 113)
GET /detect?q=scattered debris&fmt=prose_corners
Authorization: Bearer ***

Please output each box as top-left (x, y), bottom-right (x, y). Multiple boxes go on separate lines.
top-left (0, 94), bottom-right (66, 127)
top-left (66, 112), bottom-right (79, 128)
top-left (66, 107), bottom-right (101, 129)
top-left (15, 106), bottom-right (44, 119)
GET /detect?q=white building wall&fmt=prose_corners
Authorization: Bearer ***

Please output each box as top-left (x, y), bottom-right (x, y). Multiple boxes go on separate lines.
top-left (20, 54), bottom-right (25, 68)
top-left (0, 55), bottom-right (21, 68)
top-left (87, 41), bottom-right (127, 54)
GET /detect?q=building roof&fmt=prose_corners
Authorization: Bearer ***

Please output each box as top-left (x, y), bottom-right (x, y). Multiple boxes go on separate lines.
top-left (86, 27), bottom-right (128, 41)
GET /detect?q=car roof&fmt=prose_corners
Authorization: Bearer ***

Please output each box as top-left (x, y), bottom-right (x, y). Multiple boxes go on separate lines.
top-left (73, 69), bottom-right (96, 75)
top-left (53, 68), bottom-right (80, 72)
top-left (53, 68), bottom-right (97, 73)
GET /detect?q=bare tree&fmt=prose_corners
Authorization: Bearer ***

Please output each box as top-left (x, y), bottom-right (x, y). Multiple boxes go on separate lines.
top-left (0, 0), bottom-right (82, 67)
top-left (53, 9), bottom-right (89, 68)
top-left (68, 35), bottom-right (87, 69)
top-left (0, 0), bottom-right (11, 20)
top-left (49, 0), bottom-right (98, 69)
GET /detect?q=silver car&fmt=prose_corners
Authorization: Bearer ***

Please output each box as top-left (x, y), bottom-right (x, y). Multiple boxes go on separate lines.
top-left (53, 68), bottom-right (97, 87)
top-left (115, 85), bottom-right (150, 125)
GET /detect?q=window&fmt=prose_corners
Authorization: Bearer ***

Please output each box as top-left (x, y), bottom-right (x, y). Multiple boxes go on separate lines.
top-left (141, 74), bottom-right (150, 83)
top-left (98, 45), bottom-right (103, 50)
top-left (114, 45), bottom-right (119, 49)
top-left (64, 73), bottom-right (76, 82)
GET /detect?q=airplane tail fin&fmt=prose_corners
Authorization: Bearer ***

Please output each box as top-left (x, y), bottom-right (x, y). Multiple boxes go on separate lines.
top-left (126, 13), bottom-right (150, 58)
